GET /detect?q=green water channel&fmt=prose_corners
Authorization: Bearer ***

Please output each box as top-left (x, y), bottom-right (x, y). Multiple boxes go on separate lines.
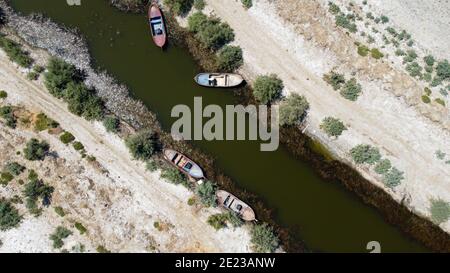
top-left (10, 0), bottom-right (427, 252)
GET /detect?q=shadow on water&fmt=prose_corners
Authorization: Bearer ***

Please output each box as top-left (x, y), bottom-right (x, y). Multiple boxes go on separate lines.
top-left (9, 0), bottom-right (428, 252)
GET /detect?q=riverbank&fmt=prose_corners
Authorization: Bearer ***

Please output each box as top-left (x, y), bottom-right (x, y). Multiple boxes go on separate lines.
top-left (167, 0), bottom-right (450, 251)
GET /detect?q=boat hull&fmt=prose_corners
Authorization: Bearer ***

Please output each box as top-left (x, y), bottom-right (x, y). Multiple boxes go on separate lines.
top-left (216, 190), bottom-right (256, 221)
top-left (194, 73), bottom-right (244, 88)
top-left (148, 4), bottom-right (167, 48)
top-left (163, 148), bottom-right (204, 179)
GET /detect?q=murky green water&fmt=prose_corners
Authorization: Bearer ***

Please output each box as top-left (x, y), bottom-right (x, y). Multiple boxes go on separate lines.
top-left (10, 0), bottom-right (427, 252)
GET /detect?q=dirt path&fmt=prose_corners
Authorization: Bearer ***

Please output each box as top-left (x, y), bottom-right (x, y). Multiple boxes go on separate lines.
top-left (0, 50), bottom-right (251, 252)
top-left (204, 0), bottom-right (450, 232)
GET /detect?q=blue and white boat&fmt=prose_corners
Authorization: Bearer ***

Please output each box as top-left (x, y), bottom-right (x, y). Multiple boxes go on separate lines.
top-left (194, 73), bottom-right (244, 88)
top-left (163, 148), bottom-right (204, 179)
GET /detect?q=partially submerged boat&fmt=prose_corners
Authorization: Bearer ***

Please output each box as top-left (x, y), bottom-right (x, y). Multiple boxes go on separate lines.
top-left (194, 73), bottom-right (244, 88)
top-left (163, 149), bottom-right (204, 179)
top-left (216, 190), bottom-right (256, 221)
top-left (148, 2), bottom-right (167, 48)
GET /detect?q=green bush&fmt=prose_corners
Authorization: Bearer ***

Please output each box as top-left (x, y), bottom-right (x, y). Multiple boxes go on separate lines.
top-left (436, 60), bottom-right (450, 81)
top-left (226, 211), bottom-right (243, 228)
top-left (328, 2), bottom-right (341, 15)
top-left (374, 159), bottom-right (391, 174)
top-left (27, 71), bottom-right (39, 81)
top-left (193, 0), bottom-right (205, 10)
top-left (217, 45), bottom-right (243, 71)
top-left (424, 87), bottom-right (432, 96)
top-left (350, 144), bottom-right (381, 165)
top-left (125, 129), bottom-right (158, 160)
top-left (253, 74), bottom-right (283, 104)
top-left (380, 15), bottom-right (389, 24)
top-left (0, 172), bottom-right (13, 186)
top-left (187, 197), bottom-right (196, 206)
top-left (0, 105), bottom-right (17, 128)
top-left (60, 131), bottom-right (75, 144)
top-left (195, 19), bottom-right (234, 51)
top-left (23, 138), bottom-right (49, 161)
top-left (250, 223), bottom-right (279, 253)
top-left (241, 0), bottom-right (252, 9)
top-left (187, 12), bottom-right (208, 33)
top-left (160, 167), bottom-right (187, 186)
top-left (4, 162), bottom-right (25, 176)
top-left (421, 95), bottom-right (431, 103)
top-left (0, 90), bottom-right (7, 99)
top-left (96, 245), bottom-right (111, 253)
top-left (435, 98), bottom-right (446, 106)
top-left (340, 78), bottom-right (362, 101)
top-left (0, 36), bottom-right (33, 68)
top-left (164, 0), bottom-right (193, 15)
top-left (320, 117), bottom-right (346, 137)
top-left (50, 226), bottom-right (72, 249)
top-left (370, 48), bottom-right (384, 59)
top-left (23, 171), bottom-right (54, 216)
top-left (0, 199), bottom-right (22, 231)
top-left (382, 167), bottom-right (404, 188)
top-left (435, 150), bottom-right (446, 160)
top-left (323, 71), bottom-right (345, 90)
top-left (335, 14), bottom-right (357, 33)
top-left (72, 141), bottom-right (84, 151)
top-left (34, 113), bottom-right (58, 131)
top-left (146, 159), bottom-right (158, 172)
top-left (405, 62), bottom-right (422, 78)
top-left (103, 116), bottom-right (120, 133)
top-left (429, 199), bottom-right (450, 224)
top-left (279, 94), bottom-right (309, 126)
top-left (395, 49), bottom-right (405, 56)
top-left (207, 213), bottom-right (228, 230)
top-left (423, 55), bottom-right (435, 66)
top-left (357, 44), bottom-right (369, 57)
top-left (75, 222), bottom-right (87, 235)
top-left (45, 57), bottom-right (80, 98)
top-left (54, 206), bottom-right (65, 217)
top-left (64, 82), bottom-right (104, 121)
top-left (195, 180), bottom-right (217, 207)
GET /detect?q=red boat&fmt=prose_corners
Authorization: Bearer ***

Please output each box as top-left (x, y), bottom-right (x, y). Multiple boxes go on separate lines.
top-left (148, 3), bottom-right (167, 48)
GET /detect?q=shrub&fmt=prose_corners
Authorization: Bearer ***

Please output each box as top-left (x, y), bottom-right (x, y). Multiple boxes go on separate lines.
top-left (374, 159), bottom-right (391, 174)
top-left (23, 172), bottom-right (54, 216)
top-left (357, 44), bottom-right (369, 57)
top-left (335, 14), bottom-right (357, 33)
top-left (0, 36), bottom-right (33, 68)
top-left (279, 94), bottom-right (309, 126)
top-left (435, 150), bottom-right (446, 160)
top-left (72, 141), bottom-right (84, 151)
top-left (421, 95), bottom-right (431, 103)
top-left (164, 0), bottom-right (194, 15)
top-left (382, 167), bottom-right (404, 188)
top-left (0, 90), bottom-right (7, 99)
top-left (0, 199), bottom-right (22, 231)
top-left (323, 71), bottom-right (345, 90)
top-left (195, 180), bottom-right (217, 207)
top-left (0, 172), bottom-right (13, 186)
top-left (207, 213), bottom-right (228, 230)
top-left (436, 60), bottom-right (450, 81)
top-left (435, 98), bottom-right (446, 106)
top-left (96, 245), bottom-right (111, 253)
top-left (250, 223), bottom-right (279, 253)
top-left (226, 211), bottom-right (243, 228)
top-left (217, 45), bottom-right (243, 71)
top-left (241, 0), bottom-right (252, 9)
top-left (60, 131), bottom-right (75, 144)
top-left (429, 199), bottom-right (450, 224)
top-left (64, 82), bottom-right (104, 121)
top-left (160, 167), bottom-right (187, 186)
top-left (253, 74), bottom-right (283, 104)
top-left (187, 197), bottom-right (196, 206)
top-left (103, 116), bottom-right (120, 133)
top-left (27, 71), bottom-right (39, 81)
top-left (340, 78), bottom-right (362, 101)
top-left (125, 129), bottom-right (158, 160)
top-left (146, 159), bottom-right (158, 172)
top-left (406, 49), bottom-right (417, 60)
top-left (23, 138), bottom-right (49, 161)
top-left (0, 105), bottom-right (17, 128)
top-left (34, 113), bottom-right (58, 131)
top-left (395, 49), bottom-right (405, 56)
top-left (320, 117), bottom-right (346, 137)
top-left (187, 12), bottom-right (208, 33)
top-left (194, 0), bottom-right (205, 10)
top-left (45, 57), bottom-right (80, 98)
top-left (49, 226), bottom-right (72, 249)
top-left (424, 87), bottom-right (432, 96)
top-left (406, 62), bottom-right (422, 77)
top-left (370, 48), bottom-right (384, 59)
top-left (54, 206), bottom-right (65, 217)
top-left (194, 18), bottom-right (234, 51)
top-left (4, 162), bottom-right (25, 176)
top-left (350, 144), bottom-right (381, 165)
top-left (75, 222), bottom-right (87, 235)
top-left (424, 55), bottom-right (435, 67)
top-left (380, 15), bottom-right (389, 24)
top-left (328, 2), bottom-right (340, 15)
top-left (407, 40), bottom-right (414, 47)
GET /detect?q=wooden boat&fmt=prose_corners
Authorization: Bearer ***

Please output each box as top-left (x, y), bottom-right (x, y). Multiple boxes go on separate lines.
top-left (216, 190), bottom-right (256, 221)
top-left (148, 2), bottom-right (167, 48)
top-left (194, 73), bottom-right (244, 88)
top-left (163, 149), bottom-right (204, 179)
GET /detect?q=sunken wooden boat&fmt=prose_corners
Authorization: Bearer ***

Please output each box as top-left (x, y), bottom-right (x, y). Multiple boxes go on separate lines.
top-left (163, 149), bottom-right (204, 179)
top-left (194, 73), bottom-right (244, 88)
top-left (216, 190), bottom-right (256, 221)
top-left (148, 2), bottom-right (167, 48)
